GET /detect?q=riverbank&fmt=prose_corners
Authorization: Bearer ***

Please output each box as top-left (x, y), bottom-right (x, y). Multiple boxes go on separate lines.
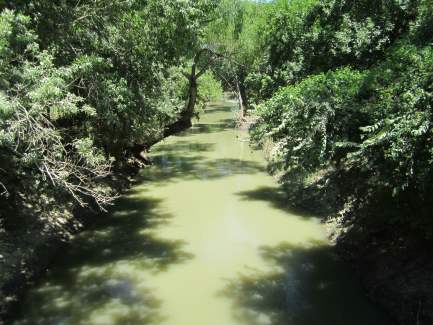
top-left (329, 213), bottom-right (433, 325)
top-left (0, 165), bottom-right (137, 324)
top-left (287, 170), bottom-right (433, 325)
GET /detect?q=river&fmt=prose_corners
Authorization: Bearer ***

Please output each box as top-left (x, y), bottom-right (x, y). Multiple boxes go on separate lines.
top-left (13, 100), bottom-right (391, 325)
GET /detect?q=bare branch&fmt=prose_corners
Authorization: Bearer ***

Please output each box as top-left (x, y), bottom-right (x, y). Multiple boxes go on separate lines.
top-left (193, 47), bottom-right (226, 79)
top-left (0, 182), bottom-right (8, 197)
top-left (8, 104), bottom-right (116, 210)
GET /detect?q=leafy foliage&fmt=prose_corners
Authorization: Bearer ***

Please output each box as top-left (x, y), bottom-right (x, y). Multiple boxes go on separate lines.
top-left (198, 71), bottom-right (224, 103)
top-left (0, 1), bottom-right (219, 218)
top-left (0, 10), bottom-right (112, 210)
top-left (250, 0), bottom-right (433, 234)
top-left (204, 0), bottom-right (268, 112)
top-left (247, 0), bottom-right (420, 99)
top-left (251, 68), bottom-right (365, 180)
top-left (349, 44), bottom-right (433, 213)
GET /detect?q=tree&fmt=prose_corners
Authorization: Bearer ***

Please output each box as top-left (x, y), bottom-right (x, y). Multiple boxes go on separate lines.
top-left (0, 0), bottom-right (221, 218)
top-left (204, 0), bottom-right (268, 117)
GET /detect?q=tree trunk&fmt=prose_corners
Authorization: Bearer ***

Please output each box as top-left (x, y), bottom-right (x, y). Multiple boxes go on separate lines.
top-left (164, 47), bottom-right (214, 136)
top-left (130, 48), bottom-right (220, 163)
top-left (164, 76), bottom-right (197, 137)
top-left (236, 77), bottom-right (248, 118)
top-left (184, 76), bottom-right (198, 124)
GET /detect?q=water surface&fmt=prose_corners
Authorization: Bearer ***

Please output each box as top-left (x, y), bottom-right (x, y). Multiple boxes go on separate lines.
top-left (13, 101), bottom-right (391, 325)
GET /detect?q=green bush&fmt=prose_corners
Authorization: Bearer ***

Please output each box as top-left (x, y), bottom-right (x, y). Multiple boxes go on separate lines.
top-left (348, 44), bottom-right (433, 216)
top-left (247, 0), bottom-right (420, 99)
top-left (251, 67), bottom-right (365, 181)
top-left (251, 40), bottom-right (433, 233)
top-left (198, 71), bottom-right (223, 103)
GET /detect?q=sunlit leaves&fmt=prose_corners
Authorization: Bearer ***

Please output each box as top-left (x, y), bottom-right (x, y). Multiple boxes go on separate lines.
top-left (251, 68), bottom-right (365, 180)
top-left (0, 0), bottom-right (219, 213)
top-left (251, 0), bottom-right (433, 232)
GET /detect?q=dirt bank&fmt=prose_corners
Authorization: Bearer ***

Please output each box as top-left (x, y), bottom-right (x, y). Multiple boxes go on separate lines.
top-left (329, 215), bottom-right (433, 325)
top-left (0, 166), bottom-right (137, 324)
top-left (291, 171), bottom-right (433, 325)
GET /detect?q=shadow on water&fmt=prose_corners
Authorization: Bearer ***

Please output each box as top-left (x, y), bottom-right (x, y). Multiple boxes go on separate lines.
top-left (13, 195), bottom-right (194, 325)
top-left (204, 105), bottom-right (236, 114)
top-left (137, 109), bottom-right (262, 185)
top-left (139, 138), bottom-right (264, 186)
top-left (221, 242), bottom-right (391, 325)
top-left (15, 277), bottom-right (164, 325)
top-left (174, 119), bottom-right (235, 137)
top-left (64, 196), bottom-right (194, 271)
top-left (176, 104), bottom-right (236, 136)
top-left (235, 186), bottom-right (316, 220)
top-left (140, 155), bottom-right (265, 186)
top-left (153, 141), bottom-right (217, 154)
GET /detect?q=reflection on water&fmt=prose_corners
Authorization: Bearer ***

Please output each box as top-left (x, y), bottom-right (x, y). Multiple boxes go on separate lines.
top-left (13, 101), bottom-right (392, 325)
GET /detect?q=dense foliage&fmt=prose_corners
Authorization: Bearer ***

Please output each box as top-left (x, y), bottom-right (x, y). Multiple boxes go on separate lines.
top-left (251, 0), bottom-right (419, 92)
top-left (204, 0), bottom-right (268, 115)
top-left (251, 67), bottom-right (366, 179)
top-left (0, 0), bottom-right (221, 221)
top-left (250, 0), bottom-right (433, 235)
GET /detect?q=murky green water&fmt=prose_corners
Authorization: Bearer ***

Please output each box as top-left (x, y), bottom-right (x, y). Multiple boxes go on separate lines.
top-left (13, 101), bottom-right (391, 325)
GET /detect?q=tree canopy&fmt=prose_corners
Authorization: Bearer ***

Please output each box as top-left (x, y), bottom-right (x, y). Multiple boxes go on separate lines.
top-left (0, 0), bottom-right (222, 217)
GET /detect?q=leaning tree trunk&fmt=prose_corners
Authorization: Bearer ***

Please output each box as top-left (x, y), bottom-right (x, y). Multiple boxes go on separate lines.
top-left (131, 48), bottom-right (221, 164)
top-left (236, 77), bottom-right (249, 118)
top-left (164, 75), bottom-right (198, 137)
top-left (164, 48), bottom-right (220, 136)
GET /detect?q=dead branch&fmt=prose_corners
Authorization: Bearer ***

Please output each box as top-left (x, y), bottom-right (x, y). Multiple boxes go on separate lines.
top-left (8, 103), bottom-right (117, 210)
